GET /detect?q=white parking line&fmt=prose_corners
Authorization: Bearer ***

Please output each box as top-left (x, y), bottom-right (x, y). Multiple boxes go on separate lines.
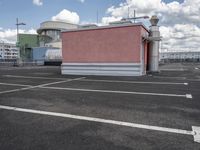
top-left (0, 105), bottom-right (199, 143)
top-left (35, 77), bottom-right (85, 87)
top-left (153, 76), bottom-right (187, 80)
top-left (3, 75), bottom-right (189, 85)
top-left (3, 75), bottom-right (68, 80)
top-left (160, 69), bottom-right (188, 71)
top-left (81, 79), bottom-right (188, 86)
top-left (41, 86), bottom-right (193, 99)
top-left (0, 77), bottom-right (85, 95)
top-left (0, 82), bottom-right (31, 87)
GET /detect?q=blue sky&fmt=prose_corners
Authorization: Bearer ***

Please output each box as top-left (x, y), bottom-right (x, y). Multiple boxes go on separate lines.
top-left (0, 0), bottom-right (199, 52)
top-left (0, 0), bottom-right (184, 29)
top-left (0, 0), bottom-right (122, 29)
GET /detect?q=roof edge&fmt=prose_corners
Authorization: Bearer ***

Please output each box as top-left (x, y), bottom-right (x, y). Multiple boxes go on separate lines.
top-left (40, 21), bottom-right (79, 26)
top-left (62, 22), bottom-right (149, 33)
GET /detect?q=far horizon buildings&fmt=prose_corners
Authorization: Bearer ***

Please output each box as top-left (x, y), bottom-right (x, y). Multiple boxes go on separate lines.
top-left (160, 51), bottom-right (200, 62)
top-left (0, 42), bottom-right (19, 61)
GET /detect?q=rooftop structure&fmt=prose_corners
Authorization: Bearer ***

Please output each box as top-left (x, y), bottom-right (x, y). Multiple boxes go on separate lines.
top-left (61, 22), bottom-right (149, 76)
top-left (37, 21), bottom-right (79, 48)
top-left (61, 16), bottom-right (161, 76)
top-left (18, 34), bottom-right (39, 60)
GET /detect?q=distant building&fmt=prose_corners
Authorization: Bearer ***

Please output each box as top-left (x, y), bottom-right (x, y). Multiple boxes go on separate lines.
top-left (18, 34), bottom-right (39, 60)
top-left (0, 42), bottom-right (19, 61)
top-left (18, 21), bottom-right (78, 62)
top-left (37, 21), bottom-right (79, 48)
top-left (160, 51), bottom-right (200, 62)
top-left (32, 47), bottom-right (61, 65)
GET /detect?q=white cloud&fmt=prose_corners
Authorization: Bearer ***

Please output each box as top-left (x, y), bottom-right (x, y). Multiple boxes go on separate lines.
top-left (101, 16), bottom-right (122, 25)
top-left (104, 0), bottom-right (200, 25)
top-left (0, 29), bottom-right (37, 44)
top-left (102, 0), bottom-right (200, 52)
top-left (160, 24), bottom-right (200, 51)
top-left (33, 0), bottom-right (43, 6)
top-left (52, 9), bottom-right (80, 24)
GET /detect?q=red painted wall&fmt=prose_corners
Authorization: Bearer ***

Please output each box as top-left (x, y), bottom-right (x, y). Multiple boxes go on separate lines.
top-left (62, 25), bottom-right (147, 63)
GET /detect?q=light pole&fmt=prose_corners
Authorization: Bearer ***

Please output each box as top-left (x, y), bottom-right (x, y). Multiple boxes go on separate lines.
top-left (16, 18), bottom-right (26, 61)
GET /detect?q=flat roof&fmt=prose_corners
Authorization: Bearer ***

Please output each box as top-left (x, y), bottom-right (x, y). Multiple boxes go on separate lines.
top-left (37, 21), bottom-right (79, 34)
top-left (62, 22), bottom-right (149, 33)
top-left (40, 21), bottom-right (79, 26)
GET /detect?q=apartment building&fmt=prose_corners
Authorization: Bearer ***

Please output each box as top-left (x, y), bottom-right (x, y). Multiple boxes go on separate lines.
top-left (0, 42), bottom-right (19, 60)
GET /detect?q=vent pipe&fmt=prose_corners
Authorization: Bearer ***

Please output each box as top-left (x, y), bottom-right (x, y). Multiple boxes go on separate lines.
top-left (148, 15), bottom-right (161, 73)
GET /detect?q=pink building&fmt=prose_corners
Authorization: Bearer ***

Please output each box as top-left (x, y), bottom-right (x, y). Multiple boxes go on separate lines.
top-left (61, 23), bottom-right (149, 76)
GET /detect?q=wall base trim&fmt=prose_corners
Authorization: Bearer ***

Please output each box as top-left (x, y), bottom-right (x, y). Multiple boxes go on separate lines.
top-left (61, 63), bottom-right (144, 76)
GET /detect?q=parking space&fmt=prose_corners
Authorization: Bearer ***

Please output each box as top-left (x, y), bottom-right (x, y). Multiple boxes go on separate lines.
top-left (0, 88), bottom-right (198, 129)
top-left (0, 64), bottom-right (200, 150)
top-left (0, 76), bottom-right (64, 86)
top-left (44, 79), bottom-right (190, 96)
top-left (0, 110), bottom-right (198, 150)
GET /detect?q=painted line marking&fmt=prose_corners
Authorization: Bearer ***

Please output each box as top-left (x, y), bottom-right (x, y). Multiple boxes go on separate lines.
top-left (0, 105), bottom-right (199, 143)
top-left (3, 75), bottom-right (68, 80)
top-left (160, 69), bottom-right (188, 71)
top-left (81, 78), bottom-right (188, 86)
top-left (3, 75), bottom-right (189, 86)
top-left (192, 126), bottom-right (200, 143)
top-left (41, 86), bottom-right (192, 99)
top-left (0, 82), bottom-right (31, 87)
top-left (186, 94), bottom-right (193, 99)
top-left (0, 77), bottom-right (85, 95)
top-left (153, 76), bottom-right (187, 80)
top-left (35, 77), bottom-right (85, 87)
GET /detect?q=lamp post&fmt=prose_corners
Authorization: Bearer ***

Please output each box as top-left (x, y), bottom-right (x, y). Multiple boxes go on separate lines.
top-left (16, 18), bottom-right (26, 62)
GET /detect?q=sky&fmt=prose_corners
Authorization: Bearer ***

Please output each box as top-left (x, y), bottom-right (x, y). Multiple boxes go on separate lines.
top-left (0, 0), bottom-right (199, 52)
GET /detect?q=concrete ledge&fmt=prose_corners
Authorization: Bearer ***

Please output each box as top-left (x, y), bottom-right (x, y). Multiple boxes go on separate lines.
top-left (61, 63), bottom-right (143, 76)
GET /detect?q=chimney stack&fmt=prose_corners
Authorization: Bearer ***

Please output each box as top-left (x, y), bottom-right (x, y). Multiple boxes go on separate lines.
top-left (148, 15), bottom-right (160, 73)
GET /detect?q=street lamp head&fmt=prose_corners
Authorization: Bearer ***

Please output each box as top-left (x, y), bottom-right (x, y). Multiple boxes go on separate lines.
top-left (16, 23), bottom-right (26, 26)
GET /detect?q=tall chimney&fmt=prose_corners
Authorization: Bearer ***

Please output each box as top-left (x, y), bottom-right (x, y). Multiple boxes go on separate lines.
top-left (148, 15), bottom-right (160, 73)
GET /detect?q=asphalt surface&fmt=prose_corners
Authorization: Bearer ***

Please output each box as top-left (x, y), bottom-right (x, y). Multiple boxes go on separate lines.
top-left (0, 63), bottom-right (200, 150)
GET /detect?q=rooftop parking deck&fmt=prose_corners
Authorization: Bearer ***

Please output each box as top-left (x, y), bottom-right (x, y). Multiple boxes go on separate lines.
top-left (0, 63), bottom-right (200, 150)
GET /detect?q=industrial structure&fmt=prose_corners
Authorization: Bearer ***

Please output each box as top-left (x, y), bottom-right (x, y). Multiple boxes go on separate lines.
top-left (37, 21), bottom-right (79, 48)
top-left (17, 21), bottom-right (78, 64)
top-left (61, 16), bottom-right (161, 76)
top-left (18, 34), bottom-right (39, 60)
top-left (148, 16), bottom-right (160, 72)
top-left (0, 42), bottom-right (19, 61)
